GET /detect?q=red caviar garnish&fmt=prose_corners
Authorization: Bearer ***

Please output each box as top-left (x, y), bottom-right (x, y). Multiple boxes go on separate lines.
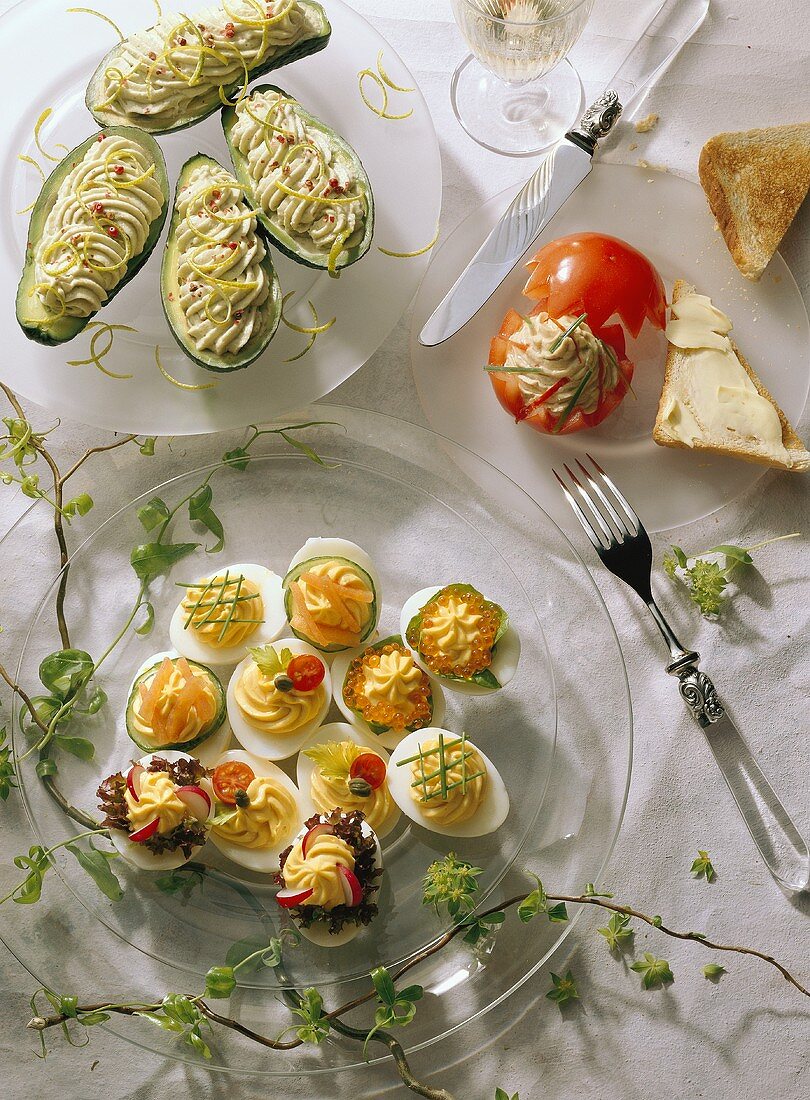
top-left (107, 226), bottom-right (119, 238)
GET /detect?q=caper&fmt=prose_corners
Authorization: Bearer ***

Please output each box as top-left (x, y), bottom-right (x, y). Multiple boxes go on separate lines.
top-left (347, 777), bottom-right (372, 798)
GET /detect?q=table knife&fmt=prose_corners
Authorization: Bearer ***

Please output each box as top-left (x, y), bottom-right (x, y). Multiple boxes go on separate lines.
top-left (418, 0), bottom-right (709, 347)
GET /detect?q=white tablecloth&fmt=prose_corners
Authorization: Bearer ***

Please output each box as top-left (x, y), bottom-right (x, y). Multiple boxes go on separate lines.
top-left (1, 2), bottom-right (808, 1097)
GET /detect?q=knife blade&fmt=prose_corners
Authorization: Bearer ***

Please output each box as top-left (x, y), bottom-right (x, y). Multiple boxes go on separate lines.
top-left (417, 95), bottom-right (619, 347)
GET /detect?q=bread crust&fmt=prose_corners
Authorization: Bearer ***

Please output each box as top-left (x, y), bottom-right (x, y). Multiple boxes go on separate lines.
top-left (652, 280), bottom-right (809, 471)
top-left (698, 123), bottom-right (810, 281)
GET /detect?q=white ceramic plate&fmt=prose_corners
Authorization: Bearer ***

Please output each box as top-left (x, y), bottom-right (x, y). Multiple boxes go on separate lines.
top-left (0, 0), bottom-right (441, 434)
top-left (410, 164), bottom-right (810, 533)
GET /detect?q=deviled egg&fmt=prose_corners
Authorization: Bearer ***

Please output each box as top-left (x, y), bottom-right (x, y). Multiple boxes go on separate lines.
top-left (297, 723), bottom-right (401, 839)
top-left (169, 563), bottom-right (286, 669)
top-left (387, 729), bottom-right (510, 838)
top-left (99, 750), bottom-right (212, 870)
top-left (331, 635), bottom-right (445, 748)
top-left (276, 810), bottom-right (383, 946)
top-left (207, 749), bottom-right (305, 872)
top-left (124, 651), bottom-right (231, 765)
top-left (226, 639), bottom-right (331, 760)
top-left (283, 537), bottom-right (380, 653)
top-left (400, 584), bottom-right (520, 695)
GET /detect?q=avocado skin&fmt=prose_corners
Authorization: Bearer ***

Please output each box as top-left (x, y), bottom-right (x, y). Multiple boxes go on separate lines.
top-left (16, 126), bottom-right (170, 347)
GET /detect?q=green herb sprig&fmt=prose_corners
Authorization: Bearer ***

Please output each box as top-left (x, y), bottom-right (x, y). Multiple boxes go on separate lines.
top-left (546, 970), bottom-right (579, 1007)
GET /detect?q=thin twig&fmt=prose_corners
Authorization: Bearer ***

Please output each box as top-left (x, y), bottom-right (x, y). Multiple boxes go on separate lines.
top-left (58, 435), bottom-right (138, 488)
top-left (0, 663), bottom-right (49, 736)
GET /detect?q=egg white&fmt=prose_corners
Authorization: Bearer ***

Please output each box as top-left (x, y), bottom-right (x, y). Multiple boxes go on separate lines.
top-left (126, 650), bottom-right (232, 765)
top-left (205, 748), bottom-right (306, 873)
top-left (169, 563), bottom-right (286, 670)
top-left (386, 728), bottom-right (510, 838)
top-left (399, 586), bottom-right (521, 696)
top-left (285, 537), bottom-right (381, 652)
top-left (107, 750), bottom-right (211, 871)
top-left (330, 641), bottom-right (446, 749)
top-left (282, 818), bottom-right (383, 948)
top-left (226, 638), bottom-right (332, 761)
top-left (296, 723), bottom-right (401, 839)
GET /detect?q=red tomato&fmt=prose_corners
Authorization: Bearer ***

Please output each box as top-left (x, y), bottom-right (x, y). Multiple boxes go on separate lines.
top-left (522, 232), bottom-right (666, 339)
top-left (212, 761), bottom-right (255, 804)
top-left (349, 752), bottom-right (386, 791)
top-left (488, 309), bottom-right (634, 435)
top-left (287, 653), bottom-right (325, 692)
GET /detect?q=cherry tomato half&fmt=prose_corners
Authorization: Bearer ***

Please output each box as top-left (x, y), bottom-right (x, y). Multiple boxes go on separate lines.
top-left (349, 752), bottom-right (386, 791)
top-left (522, 232), bottom-right (666, 339)
top-left (287, 653), bottom-right (326, 693)
top-left (212, 761), bottom-right (255, 804)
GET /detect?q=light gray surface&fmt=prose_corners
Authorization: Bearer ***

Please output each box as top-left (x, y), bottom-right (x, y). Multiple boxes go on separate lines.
top-left (1, 1), bottom-right (809, 1098)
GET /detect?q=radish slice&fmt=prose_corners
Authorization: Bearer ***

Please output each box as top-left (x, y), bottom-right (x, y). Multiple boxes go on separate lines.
top-left (337, 863), bottom-right (363, 907)
top-left (301, 821), bottom-right (335, 858)
top-left (175, 785), bottom-right (211, 822)
top-left (129, 817), bottom-right (160, 843)
top-left (126, 764), bottom-right (145, 803)
top-left (276, 887), bottom-right (314, 909)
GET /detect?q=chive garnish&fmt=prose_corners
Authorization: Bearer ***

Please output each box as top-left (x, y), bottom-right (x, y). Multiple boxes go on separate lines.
top-left (396, 736), bottom-right (466, 767)
top-left (419, 772), bottom-right (485, 803)
top-left (483, 365), bottom-right (559, 374)
top-left (438, 732), bottom-right (448, 800)
top-left (548, 312), bottom-right (587, 354)
top-left (409, 750), bottom-right (477, 788)
top-left (552, 368), bottom-right (592, 434)
top-left (217, 571), bottom-right (244, 642)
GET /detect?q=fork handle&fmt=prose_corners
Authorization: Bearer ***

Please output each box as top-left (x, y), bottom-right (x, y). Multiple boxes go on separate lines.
top-left (668, 659), bottom-right (809, 893)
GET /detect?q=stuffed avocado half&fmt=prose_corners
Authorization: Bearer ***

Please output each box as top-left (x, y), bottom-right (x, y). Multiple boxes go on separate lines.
top-left (16, 127), bottom-right (169, 347)
top-left (222, 84), bottom-right (374, 274)
top-left (86, 0), bottom-right (332, 136)
top-left (161, 153), bottom-right (282, 373)
top-left (85, 1), bottom-right (331, 136)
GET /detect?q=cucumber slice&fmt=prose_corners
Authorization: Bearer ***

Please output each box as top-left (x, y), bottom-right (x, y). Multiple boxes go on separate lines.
top-left (283, 555), bottom-right (378, 653)
top-left (16, 127), bottom-right (169, 347)
top-left (126, 658), bottom-right (226, 753)
top-left (222, 84), bottom-right (374, 272)
top-left (86, 2), bottom-right (331, 136)
top-left (161, 153), bottom-right (282, 373)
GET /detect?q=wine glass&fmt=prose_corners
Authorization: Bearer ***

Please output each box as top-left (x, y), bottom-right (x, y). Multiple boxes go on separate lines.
top-left (450, 0), bottom-right (594, 157)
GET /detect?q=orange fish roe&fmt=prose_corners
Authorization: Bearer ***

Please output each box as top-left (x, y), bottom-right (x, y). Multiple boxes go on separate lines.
top-left (343, 642), bottom-right (433, 732)
top-left (412, 586), bottom-right (500, 679)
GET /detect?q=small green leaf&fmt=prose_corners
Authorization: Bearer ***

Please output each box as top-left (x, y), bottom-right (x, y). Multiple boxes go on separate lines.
top-left (65, 840), bottom-right (123, 902)
top-left (35, 757), bottom-right (57, 779)
top-left (78, 1010), bottom-right (110, 1026)
top-left (137, 497), bottom-right (170, 532)
top-left (291, 987), bottom-right (329, 1045)
top-left (0, 726), bottom-right (17, 800)
top-left (371, 966), bottom-right (397, 1007)
top-left (279, 431), bottom-right (328, 467)
top-left (651, 915), bottom-right (663, 928)
top-left (154, 866), bottom-right (205, 900)
top-left (597, 912), bottom-right (634, 952)
top-left (53, 735), bottom-right (95, 761)
top-left (131, 541), bottom-right (198, 583)
top-left (204, 966), bottom-right (236, 999)
top-left (702, 963), bottom-right (726, 980)
top-left (584, 883), bottom-right (614, 898)
top-left (63, 493), bottom-right (94, 521)
top-left (139, 437), bottom-right (157, 457)
top-left (517, 875), bottom-right (547, 923)
top-left (188, 485), bottom-right (225, 554)
top-left (470, 666), bottom-right (501, 690)
top-left (546, 902), bottom-right (568, 923)
top-left (84, 686), bottom-right (107, 715)
top-left (546, 970), bottom-right (579, 1006)
top-left (690, 850), bottom-right (716, 882)
top-left (39, 649), bottom-right (94, 701)
top-left (221, 445), bottom-right (250, 471)
top-left (495, 1090), bottom-right (519, 1100)
top-left (630, 952), bottom-right (674, 990)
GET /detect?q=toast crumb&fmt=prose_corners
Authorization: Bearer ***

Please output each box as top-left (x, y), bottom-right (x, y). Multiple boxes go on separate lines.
top-left (634, 113), bottom-right (659, 133)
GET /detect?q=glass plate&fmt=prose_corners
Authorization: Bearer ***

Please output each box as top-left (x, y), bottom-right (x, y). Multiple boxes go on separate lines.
top-left (0, 407), bottom-right (631, 1075)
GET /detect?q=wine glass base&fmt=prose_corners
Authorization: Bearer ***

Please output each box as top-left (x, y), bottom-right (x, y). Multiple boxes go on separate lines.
top-left (450, 55), bottom-right (584, 157)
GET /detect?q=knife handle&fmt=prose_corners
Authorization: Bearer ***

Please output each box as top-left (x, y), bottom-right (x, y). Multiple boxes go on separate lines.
top-left (671, 662), bottom-right (810, 893)
top-left (605, 0), bottom-right (709, 120)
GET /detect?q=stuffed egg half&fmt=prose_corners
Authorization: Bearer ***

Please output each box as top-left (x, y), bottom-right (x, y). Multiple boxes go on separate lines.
top-left (283, 537), bottom-right (381, 653)
top-left (207, 748), bottom-right (305, 872)
top-left (400, 585), bottom-right (520, 695)
top-left (169, 563), bottom-right (286, 669)
top-left (297, 723), bottom-right (401, 839)
top-left (387, 728), bottom-right (510, 838)
top-left (226, 638), bottom-right (331, 760)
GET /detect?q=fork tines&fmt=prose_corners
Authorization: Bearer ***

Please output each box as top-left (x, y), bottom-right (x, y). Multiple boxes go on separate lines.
top-left (552, 454), bottom-right (642, 553)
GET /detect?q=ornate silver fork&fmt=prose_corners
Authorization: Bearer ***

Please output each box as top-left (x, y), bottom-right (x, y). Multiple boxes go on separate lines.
top-left (554, 454), bottom-right (809, 893)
